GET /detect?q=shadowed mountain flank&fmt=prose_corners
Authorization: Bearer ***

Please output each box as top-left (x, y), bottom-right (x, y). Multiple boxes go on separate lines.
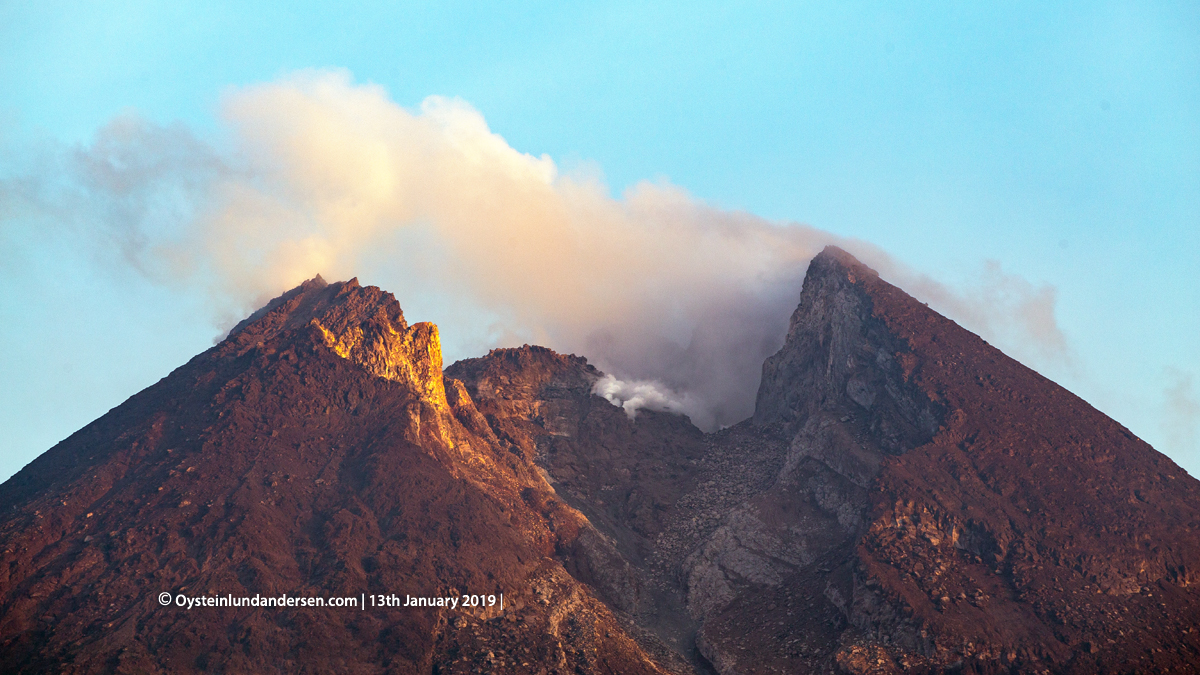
top-left (3, 248), bottom-right (1199, 674)
top-left (697, 247), bottom-right (1200, 673)
top-left (447, 248), bottom-right (1200, 674)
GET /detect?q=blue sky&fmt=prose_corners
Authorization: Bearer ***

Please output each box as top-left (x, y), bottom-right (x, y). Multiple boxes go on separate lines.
top-left (2, 1), bottom-right (1197, 480)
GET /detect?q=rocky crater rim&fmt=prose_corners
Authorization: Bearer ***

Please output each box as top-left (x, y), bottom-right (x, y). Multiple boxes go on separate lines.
top-left (223, 246), bottom-right (925, 435)
top-left (221, 275), bottom-right (450, 409)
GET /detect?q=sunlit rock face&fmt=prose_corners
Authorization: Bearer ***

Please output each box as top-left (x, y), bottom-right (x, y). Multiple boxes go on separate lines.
top-left (4, 248), bottom-right (1200, 675)
top-left (229, 275), bottom-right (450, 409)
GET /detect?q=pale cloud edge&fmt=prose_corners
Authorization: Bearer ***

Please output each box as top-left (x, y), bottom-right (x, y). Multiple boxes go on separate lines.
top-left (2, 68), bottom-right (1077, 432)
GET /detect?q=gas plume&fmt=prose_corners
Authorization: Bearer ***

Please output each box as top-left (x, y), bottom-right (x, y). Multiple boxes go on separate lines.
top-left (0, 69), bottom-right (1072, 430)
top-left (1164, 369), bottom-right (1200, 455)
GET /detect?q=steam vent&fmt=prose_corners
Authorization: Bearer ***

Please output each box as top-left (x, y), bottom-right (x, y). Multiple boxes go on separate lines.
top-left (3, 247), bottom-right (1199, 674)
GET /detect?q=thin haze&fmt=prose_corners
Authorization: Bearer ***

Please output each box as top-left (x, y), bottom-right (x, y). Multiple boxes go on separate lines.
top-left (5, 70), bottom-right (1070, 430)
top-left (1164, 370), bottom-right (1200, 455)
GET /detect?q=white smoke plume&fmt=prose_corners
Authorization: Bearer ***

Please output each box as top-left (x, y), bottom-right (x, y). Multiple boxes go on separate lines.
top-left (0, 69), bottom-right (1073, 430)
top-left (593, 374), bottom-right (697, 420)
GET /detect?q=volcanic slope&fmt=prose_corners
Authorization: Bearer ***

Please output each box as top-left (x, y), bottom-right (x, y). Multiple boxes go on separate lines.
top-left (705, 247), bottom-right (1200, 673)
top-left (5, 248), bottom-right (1200, 675)
top-left (0, 277), bottom-right (684, 675)
top-left (448, 247), bottom-right (1200, 674)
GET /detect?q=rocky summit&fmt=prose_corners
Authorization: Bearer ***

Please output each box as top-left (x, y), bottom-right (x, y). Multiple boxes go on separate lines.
top-left (2, 247), bottom-right (1199, 674)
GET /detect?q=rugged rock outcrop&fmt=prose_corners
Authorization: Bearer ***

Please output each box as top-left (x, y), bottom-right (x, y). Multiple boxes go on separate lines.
top-left (694, 248), bottom-right (1200, 673)
top-left (445, 346), bottom-right (710, 666)
top-left (449, 247), bottom-right (1200, 674)
top-left (0, 278), bottom-right (679, 675)
top-left (813, 248), bottom-right (1200, 673)
top-left (4, 247), bottom-right (1200, 674)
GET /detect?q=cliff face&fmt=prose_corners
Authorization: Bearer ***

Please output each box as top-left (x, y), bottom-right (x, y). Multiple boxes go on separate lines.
top-left (0, 279), bottom-right (679, 675)
top-left (4, 248), bottom-right (1200, 675)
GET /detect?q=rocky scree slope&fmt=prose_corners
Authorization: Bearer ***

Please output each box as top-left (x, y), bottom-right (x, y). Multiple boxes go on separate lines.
top-left (0, 277), bottom-right (681, 675)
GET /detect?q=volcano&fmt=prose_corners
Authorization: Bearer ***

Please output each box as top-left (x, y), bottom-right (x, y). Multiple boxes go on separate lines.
top-left (2, 247), bottom-right (1198, 674)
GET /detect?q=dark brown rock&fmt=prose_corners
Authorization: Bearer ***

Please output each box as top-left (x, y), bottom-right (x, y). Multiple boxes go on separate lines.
top-left (0, 279), bottom-right (679, 675)
top-left (5, 246), bottom-right (1200, 675)
top-left (695, 247), bottom-right (1200, 674)
top-left (451, 247), bottom-right (1200, 674)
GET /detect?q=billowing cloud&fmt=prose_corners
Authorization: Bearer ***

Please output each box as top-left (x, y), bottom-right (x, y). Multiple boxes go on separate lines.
top-left (0, 69), bottom-right (1073, 430)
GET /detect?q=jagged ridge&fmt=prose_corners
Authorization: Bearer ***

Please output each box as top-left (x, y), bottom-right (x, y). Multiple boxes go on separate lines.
top-left (4, 248), bottom-right (1200, 675)
top-left (0, 278), bottom-right (683, 675)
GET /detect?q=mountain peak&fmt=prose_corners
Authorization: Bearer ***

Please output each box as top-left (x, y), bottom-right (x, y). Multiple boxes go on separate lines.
top-left (301, 273), bottom-right (328, 290)
top-left (753, 245), bottom-right (940, 450)
top-left (801, 246), bottom-right (883, 296)
top-left (221, 277), bottom-right (448, 408)
top-left (738, 240), bottom-right (1200, 672)
top-left (0, 276), bottom-right (673, 674)
top-left (5, 260), bottom-right (1200, 674)
top-left (809, 245), bottom-right (878, 279)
